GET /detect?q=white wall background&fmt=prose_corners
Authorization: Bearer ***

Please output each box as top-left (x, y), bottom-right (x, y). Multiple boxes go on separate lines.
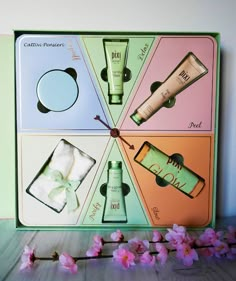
top-left (0, 0), bottom-right (236, 217)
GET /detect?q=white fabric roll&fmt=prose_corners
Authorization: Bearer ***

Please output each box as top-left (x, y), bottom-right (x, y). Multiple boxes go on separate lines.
top-left (28, 139), bottom-right (95, 212)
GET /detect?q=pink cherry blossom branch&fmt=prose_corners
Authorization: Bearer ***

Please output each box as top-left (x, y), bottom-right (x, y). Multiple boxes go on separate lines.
top-left (23, 242), bottom-right (236, 262)
top-left (20, 225), bottom-right (236, 273)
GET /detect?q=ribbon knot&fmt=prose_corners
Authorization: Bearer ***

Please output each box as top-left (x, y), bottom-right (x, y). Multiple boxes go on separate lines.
top-left (44, 166), bottom-right (81, 212)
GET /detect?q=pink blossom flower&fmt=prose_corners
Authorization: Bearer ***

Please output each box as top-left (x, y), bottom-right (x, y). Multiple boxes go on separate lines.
top-left (176, 243), bottom-right (198, 266)
top-left (59, 253), bottom-right (78, 273)
top-left (20, 245), bottom-right (35, 271)
top-left (128, 238), bottom-right (149, 254)
top-left (196, 228), bottom-right (223, 246)
top-left (152, 230), bottom-right (163, 242)
top-left (86, 234), bottom-right (104, 257)
top-left (111, 229), bottom-right (124, 242)
top-left (165, 224), bottom-right (193, 249)
top-left (86, 244), bottom-right (102, 257)
top-left (212, 240), bottom-right (230, 258)
top-left (226, 226), bottom-right (236, 243)
top-left (93, 234), bottom-right (104, 247)
top-left (113, 247), bottom-right (135, 269)
top-left (155, 243), bottom-right (168, 265)
top-left (140, 251), bottom-right (156, 265)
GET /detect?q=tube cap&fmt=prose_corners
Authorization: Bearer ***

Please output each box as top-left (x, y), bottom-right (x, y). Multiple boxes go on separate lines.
top-left (109, 94), bottom-right (123, 105)
top-left (108, 161), bottom-right (122, 169)
top-left (130, 112), bottom-right (144, 126)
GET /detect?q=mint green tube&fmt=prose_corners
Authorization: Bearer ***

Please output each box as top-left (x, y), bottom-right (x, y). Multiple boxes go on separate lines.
top-left (134, 142), bottom-right (205, 198)
top-left (103, 39), bottom-right (129, 104)
top-left (102, 161), bottom-right (127, 223)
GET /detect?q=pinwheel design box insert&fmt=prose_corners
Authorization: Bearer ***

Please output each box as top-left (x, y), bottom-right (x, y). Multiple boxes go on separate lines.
top-left (15, 31), bottom-right (220, 229)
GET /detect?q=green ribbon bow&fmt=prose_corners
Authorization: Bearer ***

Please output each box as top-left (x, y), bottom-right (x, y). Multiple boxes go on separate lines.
top-left (44, 166), bottom-right (81, 212)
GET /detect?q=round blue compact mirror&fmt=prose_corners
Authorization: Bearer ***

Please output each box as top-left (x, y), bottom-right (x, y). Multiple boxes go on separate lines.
top-left (37, 68), bottom-right (78, 113)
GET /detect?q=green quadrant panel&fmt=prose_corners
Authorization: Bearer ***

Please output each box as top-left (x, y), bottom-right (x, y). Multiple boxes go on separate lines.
top-left (82, 139), bottom-right (149, 226)
top-left (80, 36), bottom-right (156, 126)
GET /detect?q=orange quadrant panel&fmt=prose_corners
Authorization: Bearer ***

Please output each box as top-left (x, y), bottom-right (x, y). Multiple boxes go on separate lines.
top-left (120, 135), bottom-right (214, 227)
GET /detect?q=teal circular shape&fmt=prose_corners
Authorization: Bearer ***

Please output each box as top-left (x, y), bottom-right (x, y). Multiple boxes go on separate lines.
top-left (37, 70), bottom-right (78, 112)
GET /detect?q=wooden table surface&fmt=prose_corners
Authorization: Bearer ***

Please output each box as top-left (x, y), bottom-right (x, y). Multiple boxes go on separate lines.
top-left (1, 217), bottom-right (236, 281)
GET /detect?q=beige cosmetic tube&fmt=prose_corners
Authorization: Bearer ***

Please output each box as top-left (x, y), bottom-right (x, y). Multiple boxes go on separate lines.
top-left (130, 52), bottom-right (208, 125)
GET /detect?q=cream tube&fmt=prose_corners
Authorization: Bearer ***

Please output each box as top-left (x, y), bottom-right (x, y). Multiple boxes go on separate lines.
top-left (134, 141), bottom-right (205, 198)
top-left (103, 39), bottom-right (129, 104)
top-left (102, 161), bottom-right (127, 223)
top-left (130, 52), bottom-right (208, 125)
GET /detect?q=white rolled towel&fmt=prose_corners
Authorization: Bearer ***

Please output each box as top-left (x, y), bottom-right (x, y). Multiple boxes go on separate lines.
top-left (68, 148), bottom-right (95, 181)
top-left (27, 139), bottom-right (96, 213)
top-left (49, 140), bottom-right (74, 177)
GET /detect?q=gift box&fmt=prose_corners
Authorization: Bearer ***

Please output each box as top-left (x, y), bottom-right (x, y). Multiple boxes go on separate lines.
top-left (14, 31), bottom-right (220, 229)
